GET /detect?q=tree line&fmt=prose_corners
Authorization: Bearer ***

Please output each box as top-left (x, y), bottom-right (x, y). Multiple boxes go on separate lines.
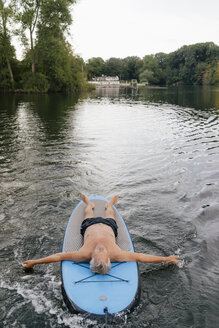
top-left (0, 0), bottom-right (88, 92)
top-left (86, 42), bottom-right (219, 86)
top-left (1, 0), bottom-right (219, 93)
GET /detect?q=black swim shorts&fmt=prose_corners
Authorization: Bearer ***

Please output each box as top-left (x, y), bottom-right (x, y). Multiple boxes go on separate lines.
top-left (80, 217), bottom-right (118, 237)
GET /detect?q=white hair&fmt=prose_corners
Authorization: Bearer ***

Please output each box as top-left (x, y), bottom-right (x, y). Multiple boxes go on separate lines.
top-left (90, 257), bottom-right (111, 275)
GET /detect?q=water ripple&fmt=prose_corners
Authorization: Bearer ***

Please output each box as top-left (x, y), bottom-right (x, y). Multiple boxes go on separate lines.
top-left (0, 89), bottom-right (218, 327)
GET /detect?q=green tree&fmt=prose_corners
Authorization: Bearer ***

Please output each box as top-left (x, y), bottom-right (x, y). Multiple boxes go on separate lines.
top-left (195, 62), bottom-right (207, 85)
top-left (213, 61), bottom-right (219, 85)
top-left (0, 0), bottom-right (15, 87)
top-left (36, 0), bottom-right (80, 92)
top-left (165, 42), bottom-right (219, 85)
top-left (69, 54), bottom-right (87, 91)
top-left (17, 0), bottom-right (41, 74)
top-left (105, 57), bottom-right (123, 78)
top-left (18, 0), bottom-right (84, 92)
top-left (139, 55), bottom-right (164, 85)
top-left (86, 57), bottom-right (105, 79)
top-left (155, 52), bottom-right (168, 70)
top-left (122, 56), bottom-right (142, 81)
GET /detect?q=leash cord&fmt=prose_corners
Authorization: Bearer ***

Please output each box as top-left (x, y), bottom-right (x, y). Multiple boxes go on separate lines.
top-left (104, 307), bottom-right (108, 328)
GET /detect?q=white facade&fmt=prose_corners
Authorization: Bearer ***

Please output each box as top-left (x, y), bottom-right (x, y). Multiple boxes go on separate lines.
top-left (89, 75), bottom-right (120, 86)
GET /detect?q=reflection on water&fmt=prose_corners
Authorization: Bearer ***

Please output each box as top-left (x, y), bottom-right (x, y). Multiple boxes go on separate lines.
top-left (95, 85), bottom-right (219, 110)
top-left (137, 85), bottom-right (219, 110)
top-left (0, 86), bottom-right (219, 327)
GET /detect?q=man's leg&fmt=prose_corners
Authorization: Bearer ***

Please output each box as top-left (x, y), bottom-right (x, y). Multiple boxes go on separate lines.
top-left (82, 194), bottom-right (95, 219)
top-left (104, 195), bottom-right (118, 219)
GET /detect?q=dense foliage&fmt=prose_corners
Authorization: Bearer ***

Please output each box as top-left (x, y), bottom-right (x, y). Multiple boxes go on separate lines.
top-left (87, 42), bottom-right (219, 86)
top-left (86, 56), bottom-right (142, 82)
top-left (1, 0), bottom-right (219, 91)
top-left (0, 0), bottom-right (88, 92)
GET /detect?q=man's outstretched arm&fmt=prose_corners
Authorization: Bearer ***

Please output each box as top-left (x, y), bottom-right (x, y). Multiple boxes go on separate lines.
top-left (115, 251), bottom-right (180, 264)
top-left (22, 251), bottom-right (89, 268)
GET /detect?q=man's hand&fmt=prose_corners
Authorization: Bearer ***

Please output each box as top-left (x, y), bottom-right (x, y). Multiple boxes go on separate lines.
top-left (22, 260), bottom-right (35, 268)
top-left (165, 255), bottom-right (181, 264)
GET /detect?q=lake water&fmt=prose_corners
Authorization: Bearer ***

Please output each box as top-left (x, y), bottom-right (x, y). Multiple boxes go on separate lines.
top-left (0, 86), bottom-right (219, 327)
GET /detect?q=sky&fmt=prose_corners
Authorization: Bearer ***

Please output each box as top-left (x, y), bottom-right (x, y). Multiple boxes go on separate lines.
top-left (70, 0), bottom-right (219, 61)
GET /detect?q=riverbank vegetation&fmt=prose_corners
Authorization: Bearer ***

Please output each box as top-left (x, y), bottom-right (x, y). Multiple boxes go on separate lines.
top-left (1, 0), bottom-right (219, 92)
top-left (0, 0), bottom-right (90, 93)
top-left (86, 42), bottom-right (219, 86)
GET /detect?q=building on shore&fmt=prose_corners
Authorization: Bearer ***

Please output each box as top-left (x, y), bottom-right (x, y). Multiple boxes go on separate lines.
top-left (89, 75), bottom-right (120, 87)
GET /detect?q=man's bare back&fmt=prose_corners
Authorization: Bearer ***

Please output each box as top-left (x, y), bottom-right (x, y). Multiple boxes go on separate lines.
top-left (22, 194), bottom-right (180, 273)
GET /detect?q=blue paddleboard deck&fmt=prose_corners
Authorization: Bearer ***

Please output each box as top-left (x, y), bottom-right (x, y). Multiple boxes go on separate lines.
top-left (61, 195), bottom-right (141, 317)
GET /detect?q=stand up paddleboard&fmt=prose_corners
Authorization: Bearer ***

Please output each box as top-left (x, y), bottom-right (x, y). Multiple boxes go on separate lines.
top-left (61, 195), bottom-right (141, 318)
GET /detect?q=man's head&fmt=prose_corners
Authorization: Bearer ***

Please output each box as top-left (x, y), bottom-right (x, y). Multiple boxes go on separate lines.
top-left (90, 244), bottom-right (111, 274)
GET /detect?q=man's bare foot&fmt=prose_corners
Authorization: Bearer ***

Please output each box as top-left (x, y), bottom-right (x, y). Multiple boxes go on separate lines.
top-left (105, 195), bottom-right (118, 209)
top-left (81, 194), bottom-right (95, 209)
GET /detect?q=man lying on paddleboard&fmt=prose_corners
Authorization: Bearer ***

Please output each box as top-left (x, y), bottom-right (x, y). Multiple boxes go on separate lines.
top-left (22, 195), bottom-right (180, 273)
